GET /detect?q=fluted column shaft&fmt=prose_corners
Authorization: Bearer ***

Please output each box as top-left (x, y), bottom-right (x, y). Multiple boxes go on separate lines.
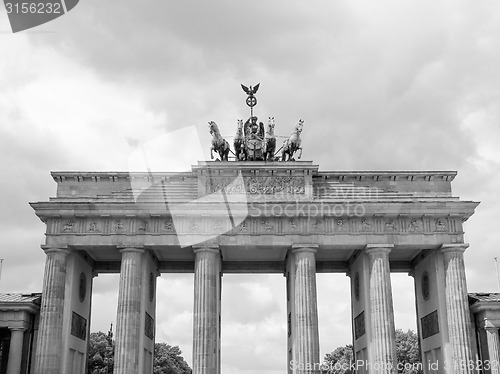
top-left (34, 246), bottom-right (69, 374)
top-left (485, 327), bottom-right (500, 374)
top-left (113, 248), bottom-right (144, 374)
top-left (193, 247), bottom-right (221, 374)
top-left (292, 245), bottom-right (320, 372)
top-left (441, 244), bottom-right (473, 374)
top-left (7, 327), bottom-right (26, 374)
top-left (366, 245), bottom-right (397, 374)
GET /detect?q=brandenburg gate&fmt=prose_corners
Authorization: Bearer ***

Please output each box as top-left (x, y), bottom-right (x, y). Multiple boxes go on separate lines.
top-left (30, 161), bottom-right (479, 374)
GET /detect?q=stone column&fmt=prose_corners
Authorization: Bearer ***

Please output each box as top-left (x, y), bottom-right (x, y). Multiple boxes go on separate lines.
top-left (34, 246), bottom-right (70, 374)
top-left (6, 327), bottom-right (26, 374)
top-left (441, 244), bottom-right (473, 374)
top-left (114, 247), bottom-right (145, 374)
top-left (192, 246), bottom-right (221, 374)
top-left (366, 244), bottom-right (397, 374)
top-left (291, 245), bottom-right (320, 372)
top-left (485, 326), bottom-right (500, 374)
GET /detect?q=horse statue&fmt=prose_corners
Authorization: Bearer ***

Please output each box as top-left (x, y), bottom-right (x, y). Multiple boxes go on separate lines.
top-left (234, 119), bottom-right (247, 161)
top-left (263, 116), bottom-right (276, 161)
top-left (208, 121), bottom-right (230, 161)
top-left (281, 120), bottom-right (304, 161)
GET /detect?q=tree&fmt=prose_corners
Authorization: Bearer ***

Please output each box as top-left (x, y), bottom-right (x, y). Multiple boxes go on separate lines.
top-left (87, 330), bottom-right (191, 374)
top-left (88, 331), bottom-right (114, 374)
top-left (323, 329), bottom-right (421, 374)
top-left (153, 343), bottom-right (192, 374)
top-left (395, 329), bottom-right (421, 374)
top-left (323, 344), bottom-right (354, 374)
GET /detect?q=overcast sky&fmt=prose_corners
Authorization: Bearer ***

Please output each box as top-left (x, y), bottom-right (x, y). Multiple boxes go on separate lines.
top-left (1, 1), bottom-right (500, 373)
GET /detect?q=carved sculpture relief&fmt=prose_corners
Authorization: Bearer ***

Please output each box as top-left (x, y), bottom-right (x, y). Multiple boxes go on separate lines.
top-left (239, 221), bottom-right (248, 232)
top-left (164, 219), bottom-right (173, 231)
top-left (53, 215), bottom-right (458, 237)
top-left (385, 221), bottom-right (397, 232)
top-left (408, 219), bottom-right (421, 232)
top-left (205, 176), bottom-right (305, 195)
top-left (361, 219), bottom-right (373, 232)
top-left (311, 219), bottom-right (322, 231)
top-left (435, 219), bottom-right (447, 232)
top-left (88, 222), bottom-right (100, 232)
top-left (138, 220), bottom-right (148, 232)
top-left (189, 220), bottom-right (199, 232)
top-left (262, 219), bottom-right (273, 232)
top-left (337, 219), bottom-right (347, 232)
top-left (214, 220), bottom-right (223, 231)
top-left (63, 220), bottom-right (75, 232)
top-left (115, 220), bottom-right (124, 231)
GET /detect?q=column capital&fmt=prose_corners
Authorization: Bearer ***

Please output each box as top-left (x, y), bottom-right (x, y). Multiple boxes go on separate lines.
top-left (291, 244), bottom-right (319, 254)
top-left (365, 244), bottom-right (394, 255)
top-left (117, 246), bottom-right (145, 255)
top-left (41, 245), bottom-right (70, 255)
top-left (440, 243), bottom-right (469, 254)
top-left (485, 326), bottom-right (500, 332)
top-left (484, 319), bottom-right (500, 330)
top-left (9, 327), bottom-right (27, 332)
top-left (193, 245), bottom-right (220, 255)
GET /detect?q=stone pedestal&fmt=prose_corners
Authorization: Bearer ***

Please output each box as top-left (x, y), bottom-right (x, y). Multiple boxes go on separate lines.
top-left (6, 327), bottom-right (25, 374)
top-left (287, 245), bottom-right (320, 373)
top-left (366, 244), bottom-right (397, 374)
top-left (114, 247), bottom-right (145, 374)
top-left (485, 327), bottom-right (500, 374)
top-left (441, 244), bottom-right (473, 374)
top-left (34, 246), bottom-right (70, 374)
top-left (193, 246), bottom-right (221, 374)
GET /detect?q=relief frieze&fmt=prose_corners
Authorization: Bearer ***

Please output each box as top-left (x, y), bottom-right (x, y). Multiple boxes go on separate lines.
top-left (435, 218), bottom-right (447, 232)
top-left (63, 220), bottom-right (76, 232)
top-left (114, 219), bottom-right (125, 232)
top-left (88, 221), bottom-right (100, 232)
top-left (310, 219), bottom-right (323, 232)
top-left (385, 220), bottom-right (397, 232)
top-left (336, 219), bottom-right (347, 232)
top-left (238, 220), bottom-right (248, 232)
top-left (138, 219), bottom-right (148, 232)
top-left (205, 176), bottom-right (305, 195)
top-left (51, 215), bottom-right (458, 236)
top-left (360, 219), bottom-right (373, 232)
top-left (261, 219), bottom-right (274, 232)
top-left (164, 219), bottom-right (174, 231)
top-left (407, 219), bottom-right (422, 233)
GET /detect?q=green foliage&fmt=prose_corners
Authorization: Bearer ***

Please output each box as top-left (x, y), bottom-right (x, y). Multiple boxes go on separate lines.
top-left (323, 329), bottom-right (421, 374)
top-left (87, 331), bottom-right (191, 374)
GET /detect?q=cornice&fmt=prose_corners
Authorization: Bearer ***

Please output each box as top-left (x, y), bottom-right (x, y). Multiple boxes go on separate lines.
top-left (50, 169), bottom-right (457, 182)
top-left (314, 170), bottom-right (457, 181)
top-left (30, 200), bottom-right (479, 218)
